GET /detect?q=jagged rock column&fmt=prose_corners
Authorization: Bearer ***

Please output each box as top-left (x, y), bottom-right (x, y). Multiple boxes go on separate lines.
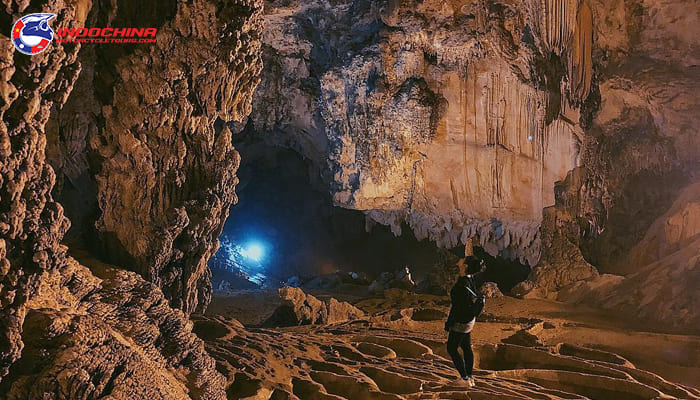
top-left (0, 0), bottom-right (88, 377)
top-left (49, 0), bottom-right (263, 313)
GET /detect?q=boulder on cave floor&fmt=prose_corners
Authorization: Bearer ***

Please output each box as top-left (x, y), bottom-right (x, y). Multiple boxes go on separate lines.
top-left (263, 287), bottom-right (365, 327)
top-left (480, 282), bottom-right (503, 298)
top-left (327, 298), bottom-right (366, 324)
top-left (502, 329), bottom-right (544, 347)
top-left (369, 267), bottom-right (416, 294)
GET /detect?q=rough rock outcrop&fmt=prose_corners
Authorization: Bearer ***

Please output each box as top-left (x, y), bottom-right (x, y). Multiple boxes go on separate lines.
top-left (263, 287), bottom-right (365, 327)
top-left (1, 0), bottom-right (89, 378)
top-left (251, 0), bottom-right (593, 265)
top-left (0, 261), bottom-right (227, 399)
top-left (516, 0), bottom-right (700, 329)
top-left (47, 0), bottom-right (263, 314)
top-left (369, 267), bottom-right (416, 294)
top-left (479, 282), bottom-right (503, 299)
top-left (557, 183), bottom-right (700, 330)
top-left (1, 0), bottom-right (263, 396)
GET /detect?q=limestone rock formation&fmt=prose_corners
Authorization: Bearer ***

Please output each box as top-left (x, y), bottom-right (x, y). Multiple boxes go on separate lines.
top-left (502, 329), bottom-right (543, 347)
top-left (47, 0), bottom-right (264, 314)
top-left (194, 312), bottom-right (699, 400)
top-left (251, 0), bottom-right (592, 265)
top-left (1, 261), bottom-right (227, 400)
top-left (327, 297), bottom-right (366, 324)
top-left (265, 286), bottom-right (329, 326)
top-left (558, 183), bottom-right (700, 330)
top-left (369, 267), bottom-right (416, 294)
top-left (517, 0), bottom-right (700, 329)
top-left (263, 287), bottom-right (365, 327)
top-left (479, 282), bottom-right (503, 299)
top-left (1, 0), bottom-right (89, 378)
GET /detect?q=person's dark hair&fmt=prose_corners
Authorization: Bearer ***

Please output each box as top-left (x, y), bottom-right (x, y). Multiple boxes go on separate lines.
top-left (464, 256), bottom-right (483, 275)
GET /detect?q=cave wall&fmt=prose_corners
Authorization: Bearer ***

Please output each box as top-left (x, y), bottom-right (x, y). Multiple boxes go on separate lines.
top-left (530, 0), bottom-right (700, 329)
top-left (212, 140), bottom-right (446, 284)
top-left (47, 0), bottom-right (263, 313)
top-left (1, 0), bottom-right (87, 378)
top-left (250, 0), bottom-right (597, 266)
top-left (1, 0), bottom-right (263, 397)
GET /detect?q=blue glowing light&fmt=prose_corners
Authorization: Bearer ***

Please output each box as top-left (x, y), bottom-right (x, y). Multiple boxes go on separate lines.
top-left (527, 135), bottom-right (533, 141)
top-left (241, 242), bottom-right (265, 262)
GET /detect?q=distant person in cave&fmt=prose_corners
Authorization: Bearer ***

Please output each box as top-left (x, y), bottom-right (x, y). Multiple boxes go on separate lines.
top-left (444, 255), bottom-right (486, 388)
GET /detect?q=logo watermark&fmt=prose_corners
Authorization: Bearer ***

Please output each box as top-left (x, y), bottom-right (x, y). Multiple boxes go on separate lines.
top-left (11, 13), bottom-right (158, 55)
top-left (11, 13), bottom-right (56, 55)
top-left (55, 27), bottom-right (157, 44)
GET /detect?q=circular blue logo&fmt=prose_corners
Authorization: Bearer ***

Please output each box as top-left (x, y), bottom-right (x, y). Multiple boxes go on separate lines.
top-left (11, 13), bottom-right (56, 55)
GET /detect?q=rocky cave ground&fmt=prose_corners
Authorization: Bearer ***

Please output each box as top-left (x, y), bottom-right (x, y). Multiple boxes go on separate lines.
top-left (202, 277), bottom-right (700, 400)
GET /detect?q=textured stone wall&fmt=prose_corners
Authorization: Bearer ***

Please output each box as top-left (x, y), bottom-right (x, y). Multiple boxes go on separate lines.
top-left (0, 0), bottom-right (263, 396)
top-left (529, 0), bottom-right (700, 328)
top-left (250, 0), bottom-right (595, 265)
top-left (47, 0), bottom-right (263, 313)
top-left (249, 0), bottom-right (698, 329)
top-left (0, 0), bottom-right (88, 378)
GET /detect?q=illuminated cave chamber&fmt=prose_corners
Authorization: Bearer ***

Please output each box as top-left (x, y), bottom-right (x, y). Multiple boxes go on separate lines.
top-left (209, 131), bottom-right (530, 292)
top-left (210, 132), bottom-right (440, 288)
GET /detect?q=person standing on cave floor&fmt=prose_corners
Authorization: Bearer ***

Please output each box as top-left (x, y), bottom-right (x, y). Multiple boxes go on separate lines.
top-left (445, 255), bottom-right (486, 388)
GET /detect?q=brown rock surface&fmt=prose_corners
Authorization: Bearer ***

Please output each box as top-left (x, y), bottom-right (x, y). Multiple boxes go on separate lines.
top-left (479, 282), bottom-right (503, 299)
top-left (1, 260), bottom-right (227, 400)
top-left (252, 0), bottom-right (596, 265)
top-left (194, 294), bottom-right (700, 400)
top-left (2, 0), bottom-right (698, 397)
top-left (1, 0), bottom-right (263, 397)
top-left (559, 183), bottom-right (700, 330)
top-left (1, 0), bottom-right (89, 377)
top-left (47, 0), bottom-right (264, 314)
top-left (264, 287), bottom-right (365, 327)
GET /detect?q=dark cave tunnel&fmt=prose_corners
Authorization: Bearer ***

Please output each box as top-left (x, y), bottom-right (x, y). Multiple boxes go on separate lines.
top-left (209, 130), bottom-right (530, 294)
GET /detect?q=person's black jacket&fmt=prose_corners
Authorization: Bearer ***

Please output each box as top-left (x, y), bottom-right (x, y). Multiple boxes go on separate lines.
top-left (445, 274), bottom-right (485, 330)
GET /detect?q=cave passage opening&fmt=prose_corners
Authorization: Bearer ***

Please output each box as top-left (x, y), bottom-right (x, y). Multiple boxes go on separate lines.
top-left (209, 132), bottom-right (444, 290)
top-left (209, 131), bottom-right (530, 294)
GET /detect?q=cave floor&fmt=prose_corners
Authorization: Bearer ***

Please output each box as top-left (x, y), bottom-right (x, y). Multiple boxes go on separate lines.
top-left (206, 288), bottom-right (700, 393)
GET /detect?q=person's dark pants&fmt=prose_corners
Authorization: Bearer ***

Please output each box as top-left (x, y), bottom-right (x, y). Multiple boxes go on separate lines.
top-left (447, 331), bottom-right (473, 378)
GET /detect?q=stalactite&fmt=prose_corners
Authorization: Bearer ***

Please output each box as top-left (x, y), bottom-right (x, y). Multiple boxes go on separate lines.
top-left (540, 0), bottom-right (593, 103)
top-left (569, 0), bottom-right (593, 102)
